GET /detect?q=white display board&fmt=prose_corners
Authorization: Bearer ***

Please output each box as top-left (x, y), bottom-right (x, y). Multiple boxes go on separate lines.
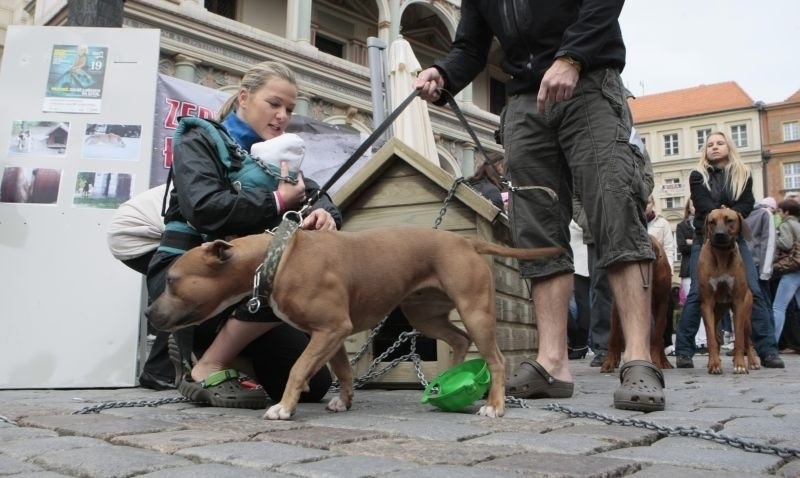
top-left (0, 26), bottom-right (160, 388)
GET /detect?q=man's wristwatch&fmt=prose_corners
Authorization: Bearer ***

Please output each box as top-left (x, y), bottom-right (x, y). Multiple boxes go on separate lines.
top-left (556, 55), bottom-right (582, 73)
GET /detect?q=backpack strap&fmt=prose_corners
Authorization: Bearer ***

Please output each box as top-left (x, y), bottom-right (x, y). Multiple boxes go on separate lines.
top-left (174, 116), bottom-right (245, 171)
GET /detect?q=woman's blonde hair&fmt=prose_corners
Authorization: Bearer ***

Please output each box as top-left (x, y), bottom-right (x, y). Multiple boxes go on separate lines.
top-left (695, 131), bottom-right (750, 200)
top-left (216, 61), bottom-right (297, 121)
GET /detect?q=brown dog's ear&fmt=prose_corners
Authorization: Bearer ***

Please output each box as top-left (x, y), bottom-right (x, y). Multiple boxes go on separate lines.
top-left (202, 239), bottom-right (234, 263)
top-left (739, 213), bottom-right (753, 242)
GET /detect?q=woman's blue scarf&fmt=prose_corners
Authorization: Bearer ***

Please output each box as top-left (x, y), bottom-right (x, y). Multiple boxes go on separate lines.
top-left (221, 113), bottom-right (262, 153)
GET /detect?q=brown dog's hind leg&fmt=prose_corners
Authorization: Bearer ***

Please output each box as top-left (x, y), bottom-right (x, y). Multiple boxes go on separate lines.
top-left (326, 345), bottom-right (354, 412)
top-left (601, 304), bottom-right (623, 373)
top-left (458, 308), bottom-right (506, 418)
top-left (402, 300), bottom-right (471, 366)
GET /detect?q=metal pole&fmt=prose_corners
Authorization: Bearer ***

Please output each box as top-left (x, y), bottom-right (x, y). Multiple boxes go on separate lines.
top-left (367, 37), bottom-right (387, 132)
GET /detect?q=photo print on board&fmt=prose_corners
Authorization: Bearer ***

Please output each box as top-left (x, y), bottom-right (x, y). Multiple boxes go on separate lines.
top-left (43, 44), bottom-right (108, 114)
top-left (73, 171), bottom-right (133, 209)
top-left (7, 120), bottom-right (70, 157)
top-left (0, 167), bottom-right (62, 204)
top-left (82, 123), bottom-right (142, 161)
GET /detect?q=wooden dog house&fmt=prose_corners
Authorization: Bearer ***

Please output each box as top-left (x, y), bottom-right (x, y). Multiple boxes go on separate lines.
top-left (332, 138), bottom-right (537, 387)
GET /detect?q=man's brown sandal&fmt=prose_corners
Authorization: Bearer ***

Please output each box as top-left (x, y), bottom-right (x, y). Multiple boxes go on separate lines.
top-left (613, 360), bottom-right (665, 412)
top-left (506, 360), bottom-right (574, 399)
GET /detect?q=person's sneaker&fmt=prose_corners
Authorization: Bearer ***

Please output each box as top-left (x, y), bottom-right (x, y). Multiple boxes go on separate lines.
top-left (762, 354), bottom-right (785, 368)
top-left (696, 344), bottom-right (708, 355)
top-left (568, 347), bottom-right (588, 360)
top-left (138, 371), bottom-right (176, 391)
top-left (675, 355), bottom-right (694, 368)
top-left (590, 351), bottom-right (606, 367)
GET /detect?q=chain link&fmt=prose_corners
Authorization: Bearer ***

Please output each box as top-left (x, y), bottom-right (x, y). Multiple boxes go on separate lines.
top-left (72, 396), bottom-right (193, 415)
top-left (544, 403), bottom-right (800, 458)
top-left (0, 415), bottom-right (16, 425)
top-left (433, 178), bottom-right (464, 229)
top-left (330, 330), bottom-right (426, 391)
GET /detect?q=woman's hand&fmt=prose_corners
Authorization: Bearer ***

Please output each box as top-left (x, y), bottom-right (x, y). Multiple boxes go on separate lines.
top-left (276, 165), bottom-right (306, 210)
top-left (302, 208), bottom-right (337, 231)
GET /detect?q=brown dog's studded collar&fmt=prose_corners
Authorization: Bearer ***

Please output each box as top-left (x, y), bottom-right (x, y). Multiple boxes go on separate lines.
top-left (247, 214), bottom-right (301, 313)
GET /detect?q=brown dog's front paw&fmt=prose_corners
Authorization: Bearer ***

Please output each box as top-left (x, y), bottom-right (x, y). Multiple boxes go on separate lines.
top-left (707, 360), bottom-right (723, 375)
top-left (326, 396), bottom-right (351, 412)
top-left (478, 404), bottom-right (505, 418)
top-left (600, 357), bottom-right (618, 373)
top-left (264, 403), bottom-right (294, 420)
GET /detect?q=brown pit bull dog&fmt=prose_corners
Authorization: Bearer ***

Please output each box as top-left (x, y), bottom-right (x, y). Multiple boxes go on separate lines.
top-left (146, 227), bottom-right (562, 420)
top-left (601, 235), bottom-right (673, 372)
top-left (698, 208), bottom-right (760, 374)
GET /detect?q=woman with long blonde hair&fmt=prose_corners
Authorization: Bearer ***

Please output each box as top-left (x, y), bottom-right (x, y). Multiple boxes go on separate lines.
top-left (144, 61), bottom-right (340, 405)
top-left (674, 132), bottom-right (784, 369)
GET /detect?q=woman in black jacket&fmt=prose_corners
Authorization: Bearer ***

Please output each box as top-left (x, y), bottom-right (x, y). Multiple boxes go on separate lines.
top-left (145, 61), bottom-right (340, 407)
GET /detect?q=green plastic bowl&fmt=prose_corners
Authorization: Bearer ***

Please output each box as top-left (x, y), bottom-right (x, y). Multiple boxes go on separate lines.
top-left (421, 358), bottom-right (491, 412)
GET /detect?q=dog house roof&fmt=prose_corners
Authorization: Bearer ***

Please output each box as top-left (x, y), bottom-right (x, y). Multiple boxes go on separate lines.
top-left (332, 137), bottom-right (504, 225)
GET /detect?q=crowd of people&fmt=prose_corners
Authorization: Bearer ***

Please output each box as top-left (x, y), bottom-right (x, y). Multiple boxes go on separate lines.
top-left (109, 1), bottom-right (794, 415)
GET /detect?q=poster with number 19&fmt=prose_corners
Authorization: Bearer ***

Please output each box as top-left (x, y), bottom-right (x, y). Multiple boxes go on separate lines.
top-left (43, 44), bottom-right (108, 114)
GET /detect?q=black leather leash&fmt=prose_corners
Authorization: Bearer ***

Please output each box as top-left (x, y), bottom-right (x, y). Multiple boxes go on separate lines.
top-left (439, 89), bottom-right (512, 190)
top-left (302, 87), bottom-right (522, 214)
top-left (302, 88), bottom-right (422, 211)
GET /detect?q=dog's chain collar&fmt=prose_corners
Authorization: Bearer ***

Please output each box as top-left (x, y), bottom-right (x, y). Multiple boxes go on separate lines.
top-left (247, 212), bottom-right (302, 313)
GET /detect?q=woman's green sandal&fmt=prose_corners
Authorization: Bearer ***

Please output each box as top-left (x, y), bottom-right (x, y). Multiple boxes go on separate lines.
top-left (168, 334), bottom-right (268, 409)
top-left (178, 368), bottom-right (269, 409)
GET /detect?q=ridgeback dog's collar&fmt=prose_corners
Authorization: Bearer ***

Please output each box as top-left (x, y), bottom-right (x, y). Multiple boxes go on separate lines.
top-left (247, 212), bottom-right (301, 313)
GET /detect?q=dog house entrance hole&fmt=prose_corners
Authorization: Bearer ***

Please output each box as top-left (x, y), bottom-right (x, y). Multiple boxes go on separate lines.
top-left (373, 307), bottom-right (437, 362)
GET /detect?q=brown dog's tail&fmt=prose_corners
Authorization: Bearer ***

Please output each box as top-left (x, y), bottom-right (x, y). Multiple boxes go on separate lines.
top-left (469, 239), bottom-right (564, 260)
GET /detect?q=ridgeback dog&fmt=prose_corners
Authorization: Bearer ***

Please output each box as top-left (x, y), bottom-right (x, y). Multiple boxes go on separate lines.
top-left (698, 208), bottom-right (760, 374)
top-left (146, 227), bottom-right (562, 420)
top-left (601, 235), bottom-right (673, 372)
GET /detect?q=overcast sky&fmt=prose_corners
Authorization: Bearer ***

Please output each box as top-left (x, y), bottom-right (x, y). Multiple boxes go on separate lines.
top-left (618, 0), bottom-right (800, 104)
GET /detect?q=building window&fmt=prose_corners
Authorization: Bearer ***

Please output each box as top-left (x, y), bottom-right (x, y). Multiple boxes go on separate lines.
top-left (731, 124), bottom-right (748, 148)
top-left (315, 34), bottom-right (344, 59)
top-left (784, 121), bottom-right (800, 142)
top-left (489, 77), bottom-right (507, 116)
top-left (665, 197), bottom-right (682, 209)
top-left (205, 0), bottom-right (236, 20)
top-left (663, 133), bottom-right (679, 156)
top-left (696, 128), bottom-right (711, 151)
top-left (784, 162), bottom-right (800, 190)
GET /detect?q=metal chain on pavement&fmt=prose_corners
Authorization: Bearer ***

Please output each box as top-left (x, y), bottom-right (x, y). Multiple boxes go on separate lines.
top-left (0, 415), bottom-right (16, 425)
top-left (73, 396), bottom-right (193, 415)
top-left (545, 403), bottom-right (800, 458)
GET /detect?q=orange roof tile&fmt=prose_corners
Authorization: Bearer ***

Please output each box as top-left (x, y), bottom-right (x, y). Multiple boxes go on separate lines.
top-left (627, 82), bottom-right (754, 123)
top-left (783, 89), bottom-right (800, 103)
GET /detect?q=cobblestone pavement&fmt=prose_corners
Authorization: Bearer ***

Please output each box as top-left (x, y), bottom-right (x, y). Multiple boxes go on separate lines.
top-left (1, 353), bottom-right (798, 477)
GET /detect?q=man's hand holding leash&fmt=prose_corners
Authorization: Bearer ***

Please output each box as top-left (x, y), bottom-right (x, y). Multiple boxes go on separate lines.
top-left (414, 68), bottom-right (445, 102)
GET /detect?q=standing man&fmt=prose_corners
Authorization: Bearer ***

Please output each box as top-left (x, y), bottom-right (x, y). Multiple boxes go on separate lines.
top-left (415, 1), bottom-right (664, 411)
